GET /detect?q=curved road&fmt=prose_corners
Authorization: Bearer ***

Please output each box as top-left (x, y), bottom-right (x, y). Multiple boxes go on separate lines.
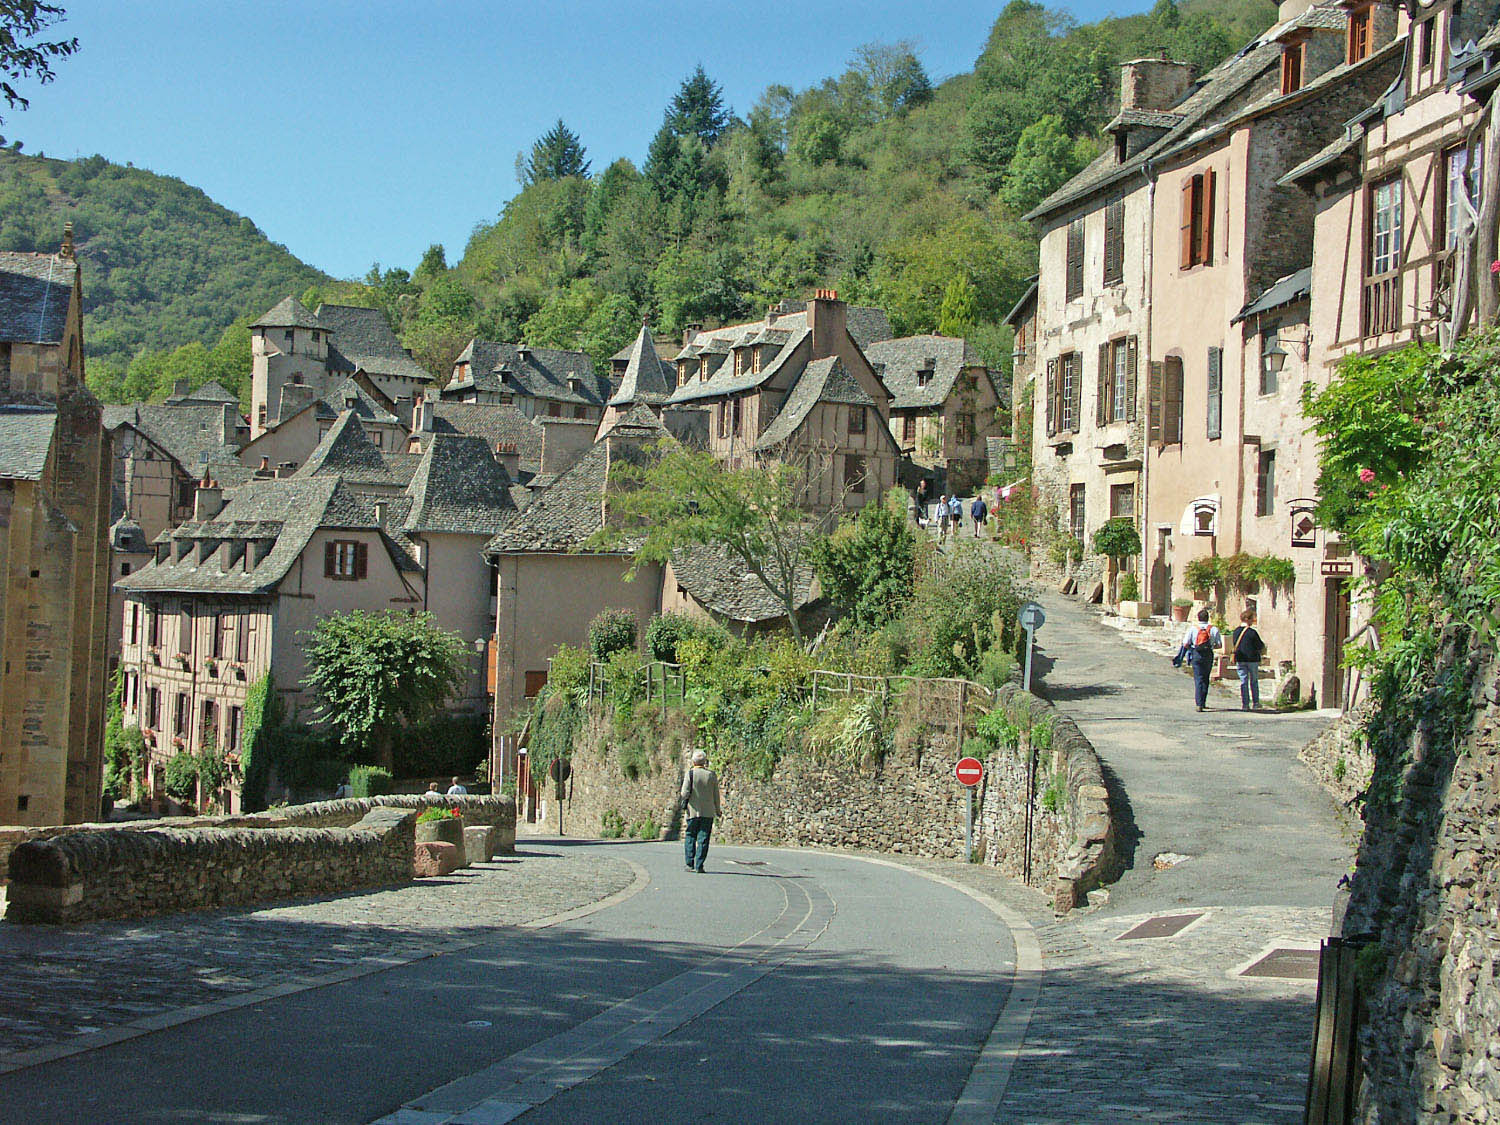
top-left (0, 843), bottom-right (1022, 1125)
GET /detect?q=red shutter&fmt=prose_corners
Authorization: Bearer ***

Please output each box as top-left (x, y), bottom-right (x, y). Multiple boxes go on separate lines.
top-left (324, 541), bottom-right (336, 577)
top-left (1200, 169), bottom-right (1217, 266)
top-left (1180, 178), bottom-right (1196, 269)
top-left (1125, 337), bottom-right (1139, 423)
top-left (355, 541), bottom-right (368, 579)
top-left (1097, 343), bottom-right (1110, 426)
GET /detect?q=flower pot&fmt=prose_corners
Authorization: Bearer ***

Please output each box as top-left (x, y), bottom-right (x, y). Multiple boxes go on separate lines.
top-left (1171, 603), bottom-right (1190, 623)
top-left (415, 815), bottom-right (466, 867)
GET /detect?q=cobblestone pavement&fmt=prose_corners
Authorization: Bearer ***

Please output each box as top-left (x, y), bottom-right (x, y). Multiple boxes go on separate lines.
top-left (0, 846), bottom-right (633, 1064)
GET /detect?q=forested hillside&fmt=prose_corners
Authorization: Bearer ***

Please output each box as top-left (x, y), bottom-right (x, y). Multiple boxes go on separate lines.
top-left (6, 0), bottom-right (1274, 405)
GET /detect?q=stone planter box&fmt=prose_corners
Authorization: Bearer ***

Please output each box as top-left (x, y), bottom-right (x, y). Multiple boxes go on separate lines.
top-left (415, 815), bottom-right (466, 868)
top-left (1117, 600), bottom-right (1153, 620)
top-left (463, 825), bottom-right (493, 863)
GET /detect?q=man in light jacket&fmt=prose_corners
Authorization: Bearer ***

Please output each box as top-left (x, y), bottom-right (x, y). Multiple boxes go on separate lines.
top-left (681, 749), bottom-right (721, 873)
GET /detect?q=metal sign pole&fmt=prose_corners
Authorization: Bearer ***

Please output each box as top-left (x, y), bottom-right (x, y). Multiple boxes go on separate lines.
top-left (1023, 624), bottom-right (1035, 693)
top-left (964, 787), bottom-right (972, 863)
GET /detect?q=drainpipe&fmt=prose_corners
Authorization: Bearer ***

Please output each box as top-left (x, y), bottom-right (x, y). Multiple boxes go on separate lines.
top-left (1140, 158), bottom-right (1159, 604)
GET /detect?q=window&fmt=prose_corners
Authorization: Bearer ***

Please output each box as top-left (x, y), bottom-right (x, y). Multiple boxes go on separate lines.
top-left (916, 368), bottom-right (933, 388)
top-left (372, 429), bottom-right (385, 449)
top-left (227, 706), bottom-right (244, 753)
top-left (127, 603), bottom-right (140, 645)
top-left (324, 540), bottom-right (368, 580)
top-left (257, 405), bottom-right (267, 428)
top-left (179, 609), bottom-right (193, 655)
top-left (547, 401), bottom-right (561, 417)
top-left (1069, 484), bottom-right (1086, 540)
top-left (845, 454), bottom-right (868, 494)
top-left (147, 608), bottom-right (161, 647)
top-left (1096, 337), bottom-right (1138, 426)
top-left (1347, 3), bottom-right (1372, 64)
top-left (1443, 143), bottom-right (1483, 249)
top-left (1281, 40), bottom-right (1305, 94)
top-left (524, 670), bottom-right (548, 697)
top-left (146, 687), bottom-right (161, 730)
top-left (848, 406), bottom-right (866, 435)
top-left (1260, 329), bottom-right (1282, 395)
top-left (574, 405), bottom-right (588, 419)
top-left (121, 562), bottom-right (132, 577)
top-left (1256, 450), bottom-right (1277, 517)
top-left (210, 613), bottom-right (224, 659)
top-left (717, 402), bottom-right (729, 439)
top-left (1419, 17), bottom-right (1436, 68)
top-left (1206, 347), bottom-right (1223, 441)
top-left (173, 692), bottom-right (189, 737)
top-left (1149, 356), bottom-right (1184, 447)
top-left (1179, 170), bottom-right (1216, 269)
top-left (200, 699), bottom-right (218, 747)
top-left (283, 329), bottom-right (294, 352)
top-left (731, 397), bottom-right (742, 436)
top-left (290, 373), bottom-right (302, 385)
top-left (751, 348), bottom-right (763, 375)
top-left (734, 348), bottom-right (746, 377)
top-left (699, 358), bottom-right (709, 379)
top-left (956, 413), bottom-right (974, 445)
top-left (1369, 176), bottom-right (1403, 276)
top-left (1103, 198), bottom-right (1125, 287)
top-left (499, 393), bottom-right (514, 405)
top-left (1109, 482), bottom-right (1136, 520)
top-left (902, 415), bottom-right (916, 443)
top-left (1045, 354), bottom-right (1083, 437)
top-left (1065, 218), bottom-right (1085, 301)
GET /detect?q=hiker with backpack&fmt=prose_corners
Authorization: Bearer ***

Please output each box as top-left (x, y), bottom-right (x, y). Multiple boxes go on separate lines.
top-left (949, 494), bottom-right (963, 534)
top-left (970, 495), bottom-right (988, 537)
top-left (1172, 607), bottom-right (1222, 712)
top-left (1231, 608), bottom-right (1267, 711)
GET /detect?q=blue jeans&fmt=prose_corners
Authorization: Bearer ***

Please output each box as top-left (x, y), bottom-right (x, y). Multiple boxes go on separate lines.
top-left (1237, 662), bottom-right (1261, 710)
top-left (684, 816), bottom-right (713, 871)
top-left (1192, 657), bottom-right (1212, 709)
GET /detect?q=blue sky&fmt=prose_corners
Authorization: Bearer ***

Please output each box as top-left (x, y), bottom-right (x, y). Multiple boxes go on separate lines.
top-left (7, 1), bottom-right (1156, 279)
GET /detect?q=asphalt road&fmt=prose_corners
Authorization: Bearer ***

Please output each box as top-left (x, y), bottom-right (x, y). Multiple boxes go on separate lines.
top-left (0, 843), bottom-right (1018, 1125)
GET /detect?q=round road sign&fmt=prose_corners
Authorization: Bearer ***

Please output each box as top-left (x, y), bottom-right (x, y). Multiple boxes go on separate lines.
top-left (1018, 601), bottom-right (1046, 631)
top-left (955, 756), bottom-right (983, 787)
top-left (548, 759), bottom-right (572, 783)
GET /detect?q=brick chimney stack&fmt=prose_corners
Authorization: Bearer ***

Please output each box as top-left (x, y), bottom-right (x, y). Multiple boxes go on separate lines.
top-left (807, 288), bottom-right (847, 359)
top-left (1119, 58), bottom-right (1194, 113)
top-left (193, 478), bottom-right (223, 521)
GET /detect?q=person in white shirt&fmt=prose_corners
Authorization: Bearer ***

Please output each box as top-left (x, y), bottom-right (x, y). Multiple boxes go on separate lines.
top-left (1172, 607), bottom-right (1222, 712)
top-left (445, 776), bottom-right (468, 796)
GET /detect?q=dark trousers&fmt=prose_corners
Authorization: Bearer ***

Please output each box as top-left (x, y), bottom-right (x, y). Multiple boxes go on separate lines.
top-left (1192, 658), bottom-right (1212, 709)
top-left (684, 816), bottom-right (713, 870)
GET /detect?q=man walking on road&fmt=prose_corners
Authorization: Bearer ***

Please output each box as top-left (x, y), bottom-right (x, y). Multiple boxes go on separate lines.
top-left (1173, 608), bottom-right (1221, 712)
top-left (681, 749), bottom-right (721, 872)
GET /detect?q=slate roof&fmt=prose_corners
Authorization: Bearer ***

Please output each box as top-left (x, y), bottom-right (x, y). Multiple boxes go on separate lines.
top-left (755, 357), bottom-right (875, 450)
top-left (296, 411), bottom-right (419, 488)
top-left (1026, 2), bottom-right (1382, 222)
top-left (485, 417), bottom-right (667, 555)
top-left (1107, 108), bottom-right (1185, 131)
top-left (667, 325), bottom-right (811, 405)
top-left (1004, 277), bottom-right (1039, 328)
top-left (164, 380), bottom-right (238, 405)
top-left (669, 544), bottom-right (817, 624)
top-left (0, 252), bottom-right (75, 345)
top-left (0, 407), bottom-right (56, 480)
top-left (608, 323), bottom-right (674, 407)
top-left (116, 476), bottom-right (401, 595)
top-left (423, 402), bottom-right (544, 474)
top-left (316, 304), bottom-right (435, 385)
top-left (446, 340), bottom-right (613, 406)
top-left (866, 335), bottom-right (997, 412)
top-left (314, 376), bottom-right (400, 426)
top-left (1233, 267), bottom-right (1312, 324)
top-left (103, 402), bottom-right (243, 476)
top-left (402, 434), bottom-right (517, 536)
top-left (251, 296), bottom-right (326, 331)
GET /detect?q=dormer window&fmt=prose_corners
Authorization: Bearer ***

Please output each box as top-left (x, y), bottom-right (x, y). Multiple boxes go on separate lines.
top-left (751, 347), bottom-right (763, 375)
top-left (733, 348), bottom-right (746, 377)
top-left (916, 368), bottom-right (934, 388)
top-left (699, 357), bottom-right (709, 379)
top-left (1347, 3), bottom-right (1372, 64)
top-left (1281, 38), bottom-right (1304, 94)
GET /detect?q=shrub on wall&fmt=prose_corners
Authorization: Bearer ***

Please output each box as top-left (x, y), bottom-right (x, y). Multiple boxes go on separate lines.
top-left (644, 612), bottom-right (724, 663)
top-left (162, 752), bottom-right (199, 802)
top-left (348, 765), bottom-right (393, 798)
top-left (239, 673), bottom-right (285, 813)
top-left (588, 609), bottom-right (638, 661)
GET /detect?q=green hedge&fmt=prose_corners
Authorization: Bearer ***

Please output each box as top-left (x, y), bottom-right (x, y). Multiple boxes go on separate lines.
top-left (391, 712), bottom-right (488, 779)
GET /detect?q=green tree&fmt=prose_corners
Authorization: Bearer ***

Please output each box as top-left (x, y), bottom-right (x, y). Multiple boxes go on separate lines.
top-left (668, 65), bottom-right (730, 148)
top-left (0, 2), bottom-right (76, 127)
top-left (810, 490), bottom-right (917, 630)
top-left (524, 118), bottom-right (590, 185)
top-left (591, 446), bottom-right (825, 643)
top-left (300, 610), bottom-right (470, 770)
top-left (999, 114), bottom-right (1099, 216)
top-left (938, 274), bottom-right (979, 337)
top-left (849, 41), bottom-right (932, 118)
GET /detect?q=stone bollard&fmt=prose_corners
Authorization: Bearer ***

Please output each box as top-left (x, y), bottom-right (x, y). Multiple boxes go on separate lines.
top-left (463, 825), bottom-right (493, 864)
top-left (414, 841), bottom-right (460, 877)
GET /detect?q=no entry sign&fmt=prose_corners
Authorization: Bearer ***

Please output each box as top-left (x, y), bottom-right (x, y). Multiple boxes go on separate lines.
top-left (955, 757), bottom-right (983, 787)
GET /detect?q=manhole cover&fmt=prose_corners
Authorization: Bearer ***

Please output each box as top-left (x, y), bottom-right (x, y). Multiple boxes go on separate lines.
top-left (465, 1020), bottom-right (493, 1028)
top-left (1117, 912), bottom-right (1204, 941)
top-left (1241, 947), bottom-right (1319, 980)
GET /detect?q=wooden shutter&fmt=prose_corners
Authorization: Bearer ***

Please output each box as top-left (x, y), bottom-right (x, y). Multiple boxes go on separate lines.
top-left (1125, 337), bottom-right (1139, 422)
top-left (1147, 360), bottom-right (1164, 446)
top-left (1199, 169), bottom-right (1217, 266)
top-left (355, 541), bottom-right (369, 579)
top-left (1103, 199), bottom-right (1124, 286)
top-left (1180, 178), bottom-right (1197, 269)
top-left (1066, 220), bottom-right (1084, 301)
top-left (1165, 358), bottom-right (1184, 444)
top-left (1096, 343), bottom-right (1110, 426)
top-left (1206, 347), bottom-right (1222, 440)
top-left (324, 541), bottom-right (336, 577)
top-left (1068, 356), bottom-right (1083, 433)
top-left (1045, 357), bottom-right (1058, 437)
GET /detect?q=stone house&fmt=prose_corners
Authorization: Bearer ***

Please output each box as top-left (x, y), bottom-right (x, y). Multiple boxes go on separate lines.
top-left (239, 372), bottom-right (407, 471)
top-left (1026, 0), bottom-right (1403, 698)
top-left (660, 545), bottom-right (820, 638)
top-left (248, 297), bottom-right (432, 438)
top-left (442, 339), bottom-right (614, 422)
top-left (597, 321), bottom-right (675, 435)
top-left (864, 334), bottom-right (1007, 495)
top-left (664, 292), bottom-right (901, 514)
top-left (0, 241), bottom-right (111, 827)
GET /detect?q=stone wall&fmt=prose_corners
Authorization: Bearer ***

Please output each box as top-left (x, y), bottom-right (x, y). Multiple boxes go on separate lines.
top-left (6, 806), bottom-right (417, 924)
top-left (1297, 700), bottom-right (1376, 811)
top-left (1340, 641), bottom-right (1500, 1122)
top-left (561, 682), bottom-right (1115, 913)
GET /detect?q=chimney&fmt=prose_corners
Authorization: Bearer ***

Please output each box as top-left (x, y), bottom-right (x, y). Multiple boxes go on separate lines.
top-left (373, 501), bottom-right (387, 527)
top-left (255, 455), bottom-right (272, 479)
top-left (494, 441), bottom-right (520, 477)
top-left (539, 417), bottom-right (594, 476)
top-left (683, 323), bottom-right (703, 346)
top-left (173, 378), bottom-right (191, 398)
top-left (418, 396), bottom-right (434, 433)
top-left (193, 477), bottom-right (223, 522)
top-left (1119, 58), bottom-right (1194, 113)
top-left (517, 345), bottom-right (532, 361)
top-left (807, 288), bottom-right (847, 359)
top-left (221, 402), bottom-right (238, 443)
top-left (395, 394), bottom-right (415, 429)
top-left (59, 221), bottom-right (74, 260)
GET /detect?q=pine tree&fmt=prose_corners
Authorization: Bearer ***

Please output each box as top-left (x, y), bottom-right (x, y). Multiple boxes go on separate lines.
top-left (524, 118), bottom-right (590, 185)
top-left (939, 275), bottom-right (979, 337)
top-left (668, 66), bottom-right (729, 149)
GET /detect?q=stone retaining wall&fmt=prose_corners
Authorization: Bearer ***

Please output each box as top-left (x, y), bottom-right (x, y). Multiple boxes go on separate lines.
top-left (1297, 700), bottom-right (1376, 810)
top-left (6, 806), bottom-right (417, 925)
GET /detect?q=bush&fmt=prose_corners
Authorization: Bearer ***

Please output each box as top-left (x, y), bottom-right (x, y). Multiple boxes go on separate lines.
top-left (809, 490), bottom-right (918, 630)
top-left (629, 813), bottom-right (659, 839)
top-left (163, 752), bottom-right (199, 802)
top-left (349, 765), bottom-right (393, 798)
top-left (644, 612), bottom-right (718, 663)
top-left (547, 644), bottom-right (590, 698)
top-left (977, 644), bottom-right (1017, 690)
top-left (417, 806), bottom-right (461, 824)
top-left (1118, 572), bottom-right (1140, 601)
top-left (589, 609), bottom-right (638, 660)
top-left (1182, 556), bottom-right (1221, 593)
top-left (1091, 517), bottom-right (1141, 561)
top-left (392, 712), bottom-right (488, 779)
top-left (601, 808), bottom-right (626, 838)
top-left (904, 545), bottom-right (1026, 679)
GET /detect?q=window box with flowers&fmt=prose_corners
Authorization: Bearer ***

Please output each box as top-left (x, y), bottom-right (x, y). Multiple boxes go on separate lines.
top-left (174, 652), bottom-right (191, 670)
top-left (230, 662), bottom-right (247, 681)
top-left (147, 647), bottom-right (162, 665)
top-left (171, 735), bottom-right (186, 750)
top-left (205, 658), bottom-right (219, 677)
